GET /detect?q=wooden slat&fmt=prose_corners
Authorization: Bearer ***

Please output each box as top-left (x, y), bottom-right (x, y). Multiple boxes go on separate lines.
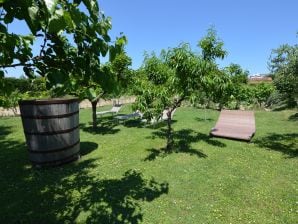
top-left (210, 110), bottom-right (256, 141)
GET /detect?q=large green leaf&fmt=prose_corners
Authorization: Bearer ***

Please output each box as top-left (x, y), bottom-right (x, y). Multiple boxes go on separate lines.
top-left (48, 10), bottom-right (67, 33)
top-left (43, 0), bottom-right (58, 14)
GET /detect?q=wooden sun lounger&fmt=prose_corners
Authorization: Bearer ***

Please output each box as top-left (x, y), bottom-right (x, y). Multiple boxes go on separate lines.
top-left (115, 111), bottom-right (143, 123)
top-left (210, 110), bottom-right (256, 141)
top-left (96, 104), bottom-right (122, 117)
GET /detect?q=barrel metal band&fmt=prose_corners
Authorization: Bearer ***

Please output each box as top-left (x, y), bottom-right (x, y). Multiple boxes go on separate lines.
top-left (28, 139), bottom-right (80, 154)
top-left (21, 110), bottom-right (79, 119)
top-left (24, 125), bottom-right (79, 136)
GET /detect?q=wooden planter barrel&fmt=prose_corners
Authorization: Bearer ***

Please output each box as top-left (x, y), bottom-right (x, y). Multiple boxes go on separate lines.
top-left (19, 98), bottom-right (80, 166)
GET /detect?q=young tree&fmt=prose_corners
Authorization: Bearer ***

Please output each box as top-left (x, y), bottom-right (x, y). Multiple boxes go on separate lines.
top-left (69, 49), bottom-right (131, 129)
top-left (133, 44), bottom-right (213, 150)
top-left (198, 27), bottom-right (227, 62)
top-left (269, 43), bottom-right (298, 107)
top-left (225, 63), bottom-right (249, 108)
top-left (197, 27), bottom-right (232, 109)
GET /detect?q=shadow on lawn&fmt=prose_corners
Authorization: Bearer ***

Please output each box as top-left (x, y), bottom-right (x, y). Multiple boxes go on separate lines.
top-left (195, 117), bottom-right (214, 122)
top-left (144, 128), bottom-right (226, 161)
top-left (80, 121), bottom-right (120, 135)
top-left (288, 113), bottom-right (298, 121)
top-left (80, 141), bottom-right (99, 156)
top-left (0, 125), bottom-right (13, 137)
top-left (254, 133), bottom-right (298, 158)
top-left (0, 137), bottom-right (169, 223)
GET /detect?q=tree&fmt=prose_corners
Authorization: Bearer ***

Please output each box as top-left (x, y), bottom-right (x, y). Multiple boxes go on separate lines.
top-left (269, 43), bottom-right (298, 107)
top-left (69, 48), bottom-right (131, 129)
top-left (198, 27), bottom-right (231, 109)
top-left (133, 44), bottom-right (213, 150)
top-left (225, 63), bottom-right (249, 109)
top-left (198, 27), bottom-right (227, 62)
top-left (0, 0), bottom-right (127, 127)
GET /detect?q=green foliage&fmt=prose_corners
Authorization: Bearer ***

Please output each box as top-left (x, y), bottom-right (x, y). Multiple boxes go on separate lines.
top-left (225, 63), bottom-right (248, 84)
top-left (202, 69), bottom-right (233, 109)
top-left (0, 0), bottom-right (127, 95)
top-left (133, 29), bottom-right (228, 149)
top-left (198, 27), bottom-right (227, 62)
top-left (0, 90), bottom-right (22, 114)
top-left (253, 83), bottom-right (275, 107)
top-left (269, 43), bottom-right (298, 107)
top-left (225, 63), bottom-right (250, 108)
top-left (0, 0), bottom-right (130, 128)
top-left (133, 53), bottom-right (174, 120)
top-left (0, 76), bottom-right (50, 110)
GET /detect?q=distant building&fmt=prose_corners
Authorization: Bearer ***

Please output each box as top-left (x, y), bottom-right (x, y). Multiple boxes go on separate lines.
top-left (248, 74), bottom-right (272, 84)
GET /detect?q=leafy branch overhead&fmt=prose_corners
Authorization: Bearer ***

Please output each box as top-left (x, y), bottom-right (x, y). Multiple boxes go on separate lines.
top-left (0, 0), bottom-right (127, 92)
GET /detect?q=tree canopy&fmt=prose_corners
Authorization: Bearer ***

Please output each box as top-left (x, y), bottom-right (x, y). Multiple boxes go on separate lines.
top-left (0, 0), bottom-right (126, 92)
top-left (269, 43), bottom-right (298, 107)
top-left (133, 28), bottom-right (229, 150)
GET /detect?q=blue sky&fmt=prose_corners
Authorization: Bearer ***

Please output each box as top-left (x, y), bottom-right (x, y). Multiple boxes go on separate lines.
top-left (5, 0), bottom-right (298, 77)
top-left (100, 0), bottom-right (298, 75)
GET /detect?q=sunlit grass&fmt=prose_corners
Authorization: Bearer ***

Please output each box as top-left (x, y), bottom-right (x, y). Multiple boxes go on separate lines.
top-left (0, 107), bottom-right (297, 223)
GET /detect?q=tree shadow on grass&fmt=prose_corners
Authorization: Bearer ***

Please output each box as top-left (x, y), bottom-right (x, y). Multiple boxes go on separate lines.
top-left (288, 113), bottom-right (298, 121)
top-left (0, 125), bottom-right (13, 138)
top-left (144, 128), bottom-right (226, 161)
top-left (122, 119), bottom-right (145, 128)
top-left (80, 122), bottom-right (120, 135)
top-left (80, 141), bottom-right (99, 156)
top-left (195, 117), bottom-right (214, 122)
top-left (0, 138), bottom-right (169, 223)
top-left (253, 133), bottom-right (298, 158)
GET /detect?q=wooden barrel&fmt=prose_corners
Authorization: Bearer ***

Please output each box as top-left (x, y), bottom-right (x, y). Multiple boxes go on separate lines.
top-left (19, 98), bottom-right (80, 166)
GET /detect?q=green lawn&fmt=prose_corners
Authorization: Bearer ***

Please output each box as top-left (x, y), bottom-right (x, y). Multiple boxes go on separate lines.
top-left (0, 106), bottom-right (297, 223)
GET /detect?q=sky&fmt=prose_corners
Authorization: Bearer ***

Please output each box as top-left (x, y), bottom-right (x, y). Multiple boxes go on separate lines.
top-left (4, 0), bottom-right (298, 77)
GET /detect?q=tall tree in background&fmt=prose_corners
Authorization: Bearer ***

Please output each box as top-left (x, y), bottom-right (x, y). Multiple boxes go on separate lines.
top-left (198, 27), bottom-right (231, 109)
top-left (225, 63), bottom-right (249, 109)
top-left (269, 43), bottom-right (298, 107)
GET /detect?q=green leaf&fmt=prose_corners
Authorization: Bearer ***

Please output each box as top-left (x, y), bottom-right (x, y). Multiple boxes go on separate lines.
top-left (63, 11), bottom-right (74, 29)
top-left (0, 23), bottom-right (7, 32)
top-left (0, 70), bottom-right (4, 79)
top-left (23, 67), bottom-right (35, 79)
top-left (87, 87), bottom-right (97, 99)
top-left (28, 6), bottom-right (39, 22)
top-left (43, 0), bottom-right (58, 14)
top-left (82, 0), bottom-right (99, 20)
top-left (3, 13), bottom-right (14, 24)
top-left (48, 11), bottom-right (67, 33)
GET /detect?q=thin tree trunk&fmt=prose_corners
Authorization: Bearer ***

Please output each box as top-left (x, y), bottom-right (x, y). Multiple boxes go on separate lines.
top-left (91, 100), bottom-right (98, 129)
top-left (166, 110), bottom-right (173, 151)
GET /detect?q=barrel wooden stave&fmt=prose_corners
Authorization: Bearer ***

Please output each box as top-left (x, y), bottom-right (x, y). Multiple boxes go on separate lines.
top-left (19, 98), bottom-right (80, 166)
top-left (29, 143), bottom-right (80, 165)
top-left (26, 128), bottom-right (79, 151)
top-left (20, 102), bottom-right (78, 117)
top-left (22, 113), bottom-right (79, 134)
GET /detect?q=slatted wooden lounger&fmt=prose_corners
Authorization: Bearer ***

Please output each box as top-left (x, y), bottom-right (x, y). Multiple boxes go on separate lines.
top-left (210, 110), bottom-right (256, 141)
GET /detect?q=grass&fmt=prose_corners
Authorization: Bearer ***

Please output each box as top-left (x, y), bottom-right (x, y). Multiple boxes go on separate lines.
top-left (0, 105), bottom-right (297, 223)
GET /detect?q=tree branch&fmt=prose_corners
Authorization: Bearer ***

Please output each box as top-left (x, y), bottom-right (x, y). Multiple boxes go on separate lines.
top-left (39, 28), bottom-right (48, 57)
top-left (0, 63), bottom-right (34, 69)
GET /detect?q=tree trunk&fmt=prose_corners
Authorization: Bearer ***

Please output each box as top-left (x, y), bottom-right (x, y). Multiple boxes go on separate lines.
top-left (166, 110), bottom-right (173, 151)
top-left (91, 100), bottom-right (98, 129)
